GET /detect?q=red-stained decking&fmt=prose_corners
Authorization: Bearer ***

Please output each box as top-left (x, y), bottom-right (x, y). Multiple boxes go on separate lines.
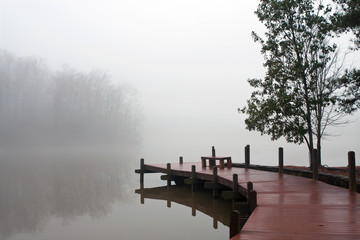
top-left (141, 162), bottom-right (360, 240)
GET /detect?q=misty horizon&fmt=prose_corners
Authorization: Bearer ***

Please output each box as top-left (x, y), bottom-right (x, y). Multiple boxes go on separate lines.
top-left (1, 0), bottom-right (359, 167)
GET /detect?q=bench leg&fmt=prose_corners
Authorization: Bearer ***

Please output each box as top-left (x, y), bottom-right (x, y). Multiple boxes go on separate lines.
top-left (228, 158), bottom-right (232, 168)
top-left (219, 160), bottom-right (224, 169)
top-left (201, 159), bottom-right (206, 168)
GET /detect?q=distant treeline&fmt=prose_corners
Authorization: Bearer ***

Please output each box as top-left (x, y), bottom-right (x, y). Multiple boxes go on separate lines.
top-left (0, 50), bottom-right (140, 149)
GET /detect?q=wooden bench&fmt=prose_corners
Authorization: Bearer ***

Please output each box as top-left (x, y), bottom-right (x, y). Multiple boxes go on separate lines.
top-left (201, 156), bottom-right (232, 169)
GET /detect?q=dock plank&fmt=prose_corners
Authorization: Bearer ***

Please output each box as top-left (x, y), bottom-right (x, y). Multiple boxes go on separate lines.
top-left (141, 162), bottom-right (360, 239)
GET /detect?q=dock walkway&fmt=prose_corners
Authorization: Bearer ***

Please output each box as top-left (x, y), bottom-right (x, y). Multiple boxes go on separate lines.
top-left (139, 162), bottom-right (360, 239)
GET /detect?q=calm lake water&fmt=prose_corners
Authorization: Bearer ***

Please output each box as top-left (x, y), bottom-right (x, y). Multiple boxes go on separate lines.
top-left (0, 152), bottom-right (233, 240)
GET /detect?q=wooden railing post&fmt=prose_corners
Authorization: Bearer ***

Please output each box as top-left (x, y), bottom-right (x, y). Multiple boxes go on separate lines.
top-left (348, 151), bottom-right (357, 192)
top-left (167, 163), bottom-right (172, 187)
top-left (233, 174), bottom-right (239, 192)
top-left (279, 147), bottom-right (284, 174)
top-left (213, 167), bottom-right (218, 198)
top-left (191, 165), bottom-right (196, 192)
top-left (248, 190), bottom-right (257, 214)
top-left (179, 156), bottom-right (183, 164)
top-left (247, 181), bottom-right (253, 197)
top-left (140, 158), bottom-right (144, 183)
top-left (312, 149), bottom-right (319, 180)
top-left (229, 210), bottom-right (241, 238)
top-left (245, 145), bottom-right (250, 169)
top-left (212, 146), bottom-right (216, 157)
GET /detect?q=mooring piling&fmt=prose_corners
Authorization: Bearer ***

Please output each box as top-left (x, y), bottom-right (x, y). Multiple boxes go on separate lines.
top-left (230, 210), bottom-right (241, 238)
top-left (279, 147), bottom-right (284, 174)
top-left (348, 151), bottom-right (356, 192)
top-left (184, 165), bottom-right (199, 192)
top-left (140, 158), bottom-right (144, 183)
top-left (212, 167), bottom-right (219, 198)
top-left (245, 145), bottom-right (250, 168)
top-left (248, 190), bottom-right (257, 214)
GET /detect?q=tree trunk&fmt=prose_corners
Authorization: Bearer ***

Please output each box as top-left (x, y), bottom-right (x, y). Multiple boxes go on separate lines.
top-left (317, 138), bottom-right (322, 166)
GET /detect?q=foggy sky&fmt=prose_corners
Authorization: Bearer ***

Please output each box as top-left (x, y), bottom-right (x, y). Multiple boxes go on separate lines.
top-left (1, 0), bottom-right (359, 166)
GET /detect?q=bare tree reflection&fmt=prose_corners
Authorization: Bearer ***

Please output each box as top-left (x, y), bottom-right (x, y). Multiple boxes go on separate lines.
top-left (0, 154), bottom-right (133, 239)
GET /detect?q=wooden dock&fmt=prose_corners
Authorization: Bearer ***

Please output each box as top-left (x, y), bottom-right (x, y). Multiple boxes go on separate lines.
top-left (136, 161), bottom-right (360, 239)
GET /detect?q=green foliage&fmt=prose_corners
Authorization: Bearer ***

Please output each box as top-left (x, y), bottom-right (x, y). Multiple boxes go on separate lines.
top-left (241, 0), bottom-right (349, 164)
top-left (332, 0), bottom-right (360, 49)
top-left (241, 76), bottom-right (308, 144)
top-left (337, 69), bottom-right (360, 112)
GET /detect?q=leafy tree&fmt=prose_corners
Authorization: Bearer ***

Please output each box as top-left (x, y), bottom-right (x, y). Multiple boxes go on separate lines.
top-left (337, 69), bottom-right (360, 112)
top-left (332, 0), bottom-right (360, 49)
top-left (240, 0), bottom-right (349, 166)
top-left (331, 1), bottom-right (360, 113)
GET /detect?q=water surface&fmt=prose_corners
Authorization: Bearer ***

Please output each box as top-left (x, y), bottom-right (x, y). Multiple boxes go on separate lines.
top-left (0, 153), bottom-right (232, 240)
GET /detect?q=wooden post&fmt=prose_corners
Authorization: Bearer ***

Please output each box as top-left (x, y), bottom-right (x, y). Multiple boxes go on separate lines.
top-left (167, 163), bottom-right (171, 187)
top-left (245, 145), bottom-right (250, 168)
top-left (279, 147), bottom-right (284, 174)
top-left (247, 181), bottom-right (253, 197)
top-left (348, 151), bottom-right (356, 192)
top-left (229, 210), bottom-right (241, 238)
top-left (213, 167), bottom-right (218, 198)
top-left (312, 149), bottom-right (319, 180)
top-left (179, 156), bottom-right (183, 164)
top-left (204, 167), bottom-right (222, 198)
top-left (248, 190), bottom-right (257, 214)
top-left (140, 158), bottom-right (144, 183)
top-left (191, 165), bottom-right (196, 192)
top-left (233, 174), bottom-right (239, 192)
top-left (212, 146), bottom-right (216, 157)
top-left (222, 174), bottom-right (244, 201)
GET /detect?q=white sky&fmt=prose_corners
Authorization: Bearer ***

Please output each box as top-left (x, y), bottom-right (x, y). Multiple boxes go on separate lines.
top-left (1, 0), bottom-right (359, 166)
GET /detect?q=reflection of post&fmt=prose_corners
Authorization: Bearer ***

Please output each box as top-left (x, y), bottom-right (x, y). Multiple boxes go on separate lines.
top-left (192, 206), bottom-right (196, 216)
top-left (167, 200), bottom-right (171, 208)
top-left (213, 218), bottom-right (218, 229)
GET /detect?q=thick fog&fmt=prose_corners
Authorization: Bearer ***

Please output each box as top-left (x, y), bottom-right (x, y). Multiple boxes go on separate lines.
top-left (1, 0), bottom-right (359, 166)
top-left (0, 51), bottom-right (140, 159)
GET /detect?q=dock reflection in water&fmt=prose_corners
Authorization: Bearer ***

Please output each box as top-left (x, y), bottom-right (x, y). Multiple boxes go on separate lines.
top-left (0, 153), bottom-right (236, 240)
top-left (136, 185), bottom-right (233, 229)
